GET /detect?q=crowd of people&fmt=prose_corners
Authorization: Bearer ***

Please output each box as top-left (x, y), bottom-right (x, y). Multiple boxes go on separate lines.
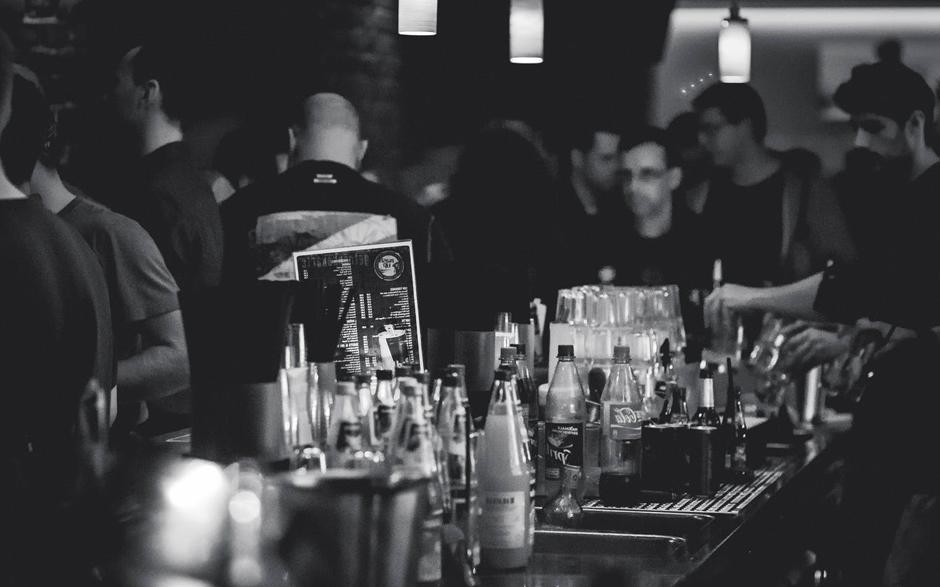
top-left (1, 14), bottom-right (939, 586)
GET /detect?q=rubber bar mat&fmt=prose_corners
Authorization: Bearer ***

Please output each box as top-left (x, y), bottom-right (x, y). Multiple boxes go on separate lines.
top-left (583, 461), bottom-right (787, 516)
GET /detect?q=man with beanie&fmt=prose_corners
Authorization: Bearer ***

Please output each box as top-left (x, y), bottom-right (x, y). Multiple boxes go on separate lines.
top-left (706, 61), bottom-right (940, 586)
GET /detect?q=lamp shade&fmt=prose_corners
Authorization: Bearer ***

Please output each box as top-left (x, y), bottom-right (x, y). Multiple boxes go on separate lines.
top-left (510, 0), bottom-right (544, 64)
top-left (399, 0), bottom-right (437, 36)
top-left (719, 15), bottom-right (750, 83)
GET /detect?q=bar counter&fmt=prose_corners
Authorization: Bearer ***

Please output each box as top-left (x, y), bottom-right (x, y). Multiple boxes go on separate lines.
top-left (480, 414), bottom-right (852, 587)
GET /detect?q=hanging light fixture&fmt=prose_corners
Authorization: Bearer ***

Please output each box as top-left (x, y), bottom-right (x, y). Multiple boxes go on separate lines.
top-left (399, 0), bottom-right (438, 36)
top-left (718, 1), bottom-right (750, 83)
top-left (510, 0), bottom-right (544, 64)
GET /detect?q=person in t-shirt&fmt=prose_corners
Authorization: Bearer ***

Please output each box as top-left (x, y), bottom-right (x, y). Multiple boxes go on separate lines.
top-left (111, 42), bottom-right (224, 432)
top-left (693, 82), bottom-right (858, 287)
top-left (1, 68), bottom-right (188, 441)
top-left (221, 92), bottom-right (449, 282)
top-left (0, 30), bottom-right (114, 584)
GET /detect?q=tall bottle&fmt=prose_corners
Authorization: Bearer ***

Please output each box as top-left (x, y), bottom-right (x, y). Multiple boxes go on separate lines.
top-left (722, 359), bottom-right (750, 482)
top-left (373, 369), bottom-right (396, 449)
top-left (355, 374), bottom-right (378, 449)
top-left (692, 366), bottom-right (721, 427)
top-left (328, 378), bottom-right (364, 467)
top-left (394, 384), bottom-right (444, 585)
top-left (544, 344), bottom-right (586, 497)
top-left (599, 346), bottom-right (644, 506)
top-left (668, 386), bottom-right (691, 425)
top-left (497, 367), bottom-right (536, 555)
top-left (479, 370), bottom-right (531, 570)
top-left (512, 343), bottom-right (539, 494)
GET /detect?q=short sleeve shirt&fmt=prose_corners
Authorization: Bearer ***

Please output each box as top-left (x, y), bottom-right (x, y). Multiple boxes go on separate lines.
top-left (59, 196), bottom-right (180, 359)
top-left (814, 163), bottom-right (940, 329)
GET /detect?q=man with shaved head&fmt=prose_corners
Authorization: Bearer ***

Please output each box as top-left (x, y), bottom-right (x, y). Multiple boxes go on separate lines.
top-left (221, 91), bottom-right (447, 281)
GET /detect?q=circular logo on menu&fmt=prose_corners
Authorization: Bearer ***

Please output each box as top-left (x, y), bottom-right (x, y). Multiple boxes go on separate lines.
top-left (374, 251), bottom-right (404, 281)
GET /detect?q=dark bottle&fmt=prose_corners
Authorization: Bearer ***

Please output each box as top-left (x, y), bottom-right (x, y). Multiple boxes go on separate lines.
top-left (722, 359), bottom-right (751, 482)
top-left (692, 367), bottom-right (721, 427)
top-left (668, 386), bottom-right (690, 425)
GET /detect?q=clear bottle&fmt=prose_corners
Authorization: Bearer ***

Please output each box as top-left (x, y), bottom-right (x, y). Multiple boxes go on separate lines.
top-left (693, 367), bottom-right (721, 427)
top-left (446, 364), bottom-right (472, 426)
top-left (668, 385), bottom-right (691, 425)
top-left (373, 369), bottom-right (396, 449)
top-left (542, 465), bottom-right (583, 528)
top-left (479, 370), bottom-right (531, 570)
top-left (544, 344), bottom-right (586, 498)
top-left (394, 384), bottom-right (444, 585)
top-left (328, 378), bottom-right (364, 468)
top-left (598, 346), bottom-right (644, 507)
top-left (497, 368), bottom-right (536, 556)
top-left (438, 374), bottom-right (468, 518)
top-left (355, 374), bottom-right (378, 449)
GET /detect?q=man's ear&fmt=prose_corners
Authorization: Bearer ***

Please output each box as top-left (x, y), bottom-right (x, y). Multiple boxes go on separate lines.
top-left (570, 149), bottom-right (584, 170)
top-left (356, 139), bottom-right (369, 169)
top-left (141, 79), bottom-right (160, 109)
top-left (905, 110), bottom-right (927, 148)
top-left (667, 166), bottom-right (683, 191)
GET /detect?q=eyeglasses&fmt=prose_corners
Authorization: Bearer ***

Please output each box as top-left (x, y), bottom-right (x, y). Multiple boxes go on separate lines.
top-left (622, 168), bottom-right (669, 183)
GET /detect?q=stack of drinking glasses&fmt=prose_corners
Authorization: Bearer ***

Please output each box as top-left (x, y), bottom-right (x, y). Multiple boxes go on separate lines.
top-left (553, 285), bottom-right (687, 385)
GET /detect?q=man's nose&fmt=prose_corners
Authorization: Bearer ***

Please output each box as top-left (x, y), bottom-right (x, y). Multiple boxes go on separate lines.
top-left (854, 129), bottom-right (871, 149)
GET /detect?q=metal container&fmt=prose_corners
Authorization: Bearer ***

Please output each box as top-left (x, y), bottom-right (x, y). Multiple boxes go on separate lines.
top-left (641, 422), bottom-right (689, 493)
top-left (277, 467), bottom-right (429, 587)
top-left (687, 425), bottom-right (723, 497)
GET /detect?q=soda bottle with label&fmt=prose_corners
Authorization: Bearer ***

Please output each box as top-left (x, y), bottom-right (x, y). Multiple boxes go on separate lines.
top-left (693, 366), bottom-right (721, 427)
top-left (544, 344), bottom-right (586, 497)
top-left (599, 346), bottom-right (644, 506)
top-left (395, 384), bottom-right (444, 585)
top-left (479, 370), bottom-right (531, 570)
top-left (328, 378), bottom-right (364, 467)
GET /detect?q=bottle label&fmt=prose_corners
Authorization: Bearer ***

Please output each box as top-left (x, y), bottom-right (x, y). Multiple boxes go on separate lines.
top-left (544, 422), bottom-right (584, 479)
top-left (481, 491), bottom-right (526, 549)
top-left (337, 421), bottom-right (362, 451)
top-left (603, 402), bottom-right (643, 440)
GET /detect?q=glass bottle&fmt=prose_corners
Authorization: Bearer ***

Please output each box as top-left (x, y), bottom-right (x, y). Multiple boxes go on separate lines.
top-left (498, 368), bottom-right (536, 555)
top-left (599, 346), bottom-right (644, 506)
top-left (692, 367), bottom-right (721, 427)
top-left (479, 370), bottom-right (531, 570)
top-left (373, 369), bottom-right (396, 449)
top-left (722, 384), bottom-right (751, 482)
top-left (355, 374), bottom-right (378, 449)
top-left (328, 378), bottom-right (363, 468)
top-left (542, 465), bottom-right (583, 528)
top-left (668, 385), bottom-right (691, 425)
top-left (544, 345), bottom-right (586, 498)
top-left (513, 343), bottom-right (539, 497)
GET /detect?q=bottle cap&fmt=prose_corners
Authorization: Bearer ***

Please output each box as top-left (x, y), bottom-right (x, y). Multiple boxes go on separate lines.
top-left (376, 369), bottom-right (393, 381)
top-left (500, 347), bottom-right (517, 362)
top-left (355, 374), bottom-right (372, 386)
top-left (395, 366), bottom-right (412, 378)
top-left (413, 371), bottom-right (429, 385)
top-left (443, 374), bottom-right (459, 387)
top-left (557, 344), bottom-right (575, 358)
top-left (512, 343), bottom-right (527, 356)
top-left (613, 345), bottom-right (630, 362)
top-left (493, 370), bottom-right (509, 381)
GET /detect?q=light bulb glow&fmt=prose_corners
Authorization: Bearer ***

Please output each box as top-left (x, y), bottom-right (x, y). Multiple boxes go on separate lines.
top-left (510, 0), bottom-right (544, 64)
top-left (399, 0), bottom-right (438, 36)
top-left (719, 17), bottom-right (751, 83)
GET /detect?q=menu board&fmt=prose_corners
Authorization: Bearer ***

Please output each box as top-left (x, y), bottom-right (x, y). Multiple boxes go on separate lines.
top-left (293, 241), bottom-right (423, 379)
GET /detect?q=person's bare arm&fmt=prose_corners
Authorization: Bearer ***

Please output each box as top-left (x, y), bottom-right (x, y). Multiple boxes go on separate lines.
top-left (705, 273), bottom-right (827, 333)
top-left (117, 309), bottom-right (189, 401)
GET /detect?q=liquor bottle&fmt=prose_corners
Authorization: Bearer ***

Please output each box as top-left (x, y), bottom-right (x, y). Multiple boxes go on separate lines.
top-left (722, 359), bottom-right (751, 482)
top-left (542, 465), bottom-right (584, 528)
top-left (692, 367), bottom-right (721, 427)
top-left (479, 370), bottom-right (531, 570)
top-left (668, 386), bottom-right (691, 425)
top-left (394, 384), bottom-right (444, 585)
top-left (599, 346), bottom-right (644, 506)
top-left (328, 378), bottom-right (363, 467)
top-left (374, 369), bottom-right (396, 448)
top-left (544, 344), bottom-right (586, 497)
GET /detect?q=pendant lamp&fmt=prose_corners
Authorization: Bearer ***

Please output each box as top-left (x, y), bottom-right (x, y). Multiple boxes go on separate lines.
top-left (510, 0), bottom-right (544, 63)
top-left (399, 0), bottom-right (437, 36)
top-left (719, 2), bottom-right (750, 82)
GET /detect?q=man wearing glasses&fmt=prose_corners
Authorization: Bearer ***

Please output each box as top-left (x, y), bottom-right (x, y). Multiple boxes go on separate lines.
top-left (707, 62), bottom-right (940, 587)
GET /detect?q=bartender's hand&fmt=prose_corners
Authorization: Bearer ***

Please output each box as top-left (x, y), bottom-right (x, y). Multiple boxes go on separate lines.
top-left (780, 324), bottom-right (850, 370)
top-left (704, 284), bottom-right (760, 333)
